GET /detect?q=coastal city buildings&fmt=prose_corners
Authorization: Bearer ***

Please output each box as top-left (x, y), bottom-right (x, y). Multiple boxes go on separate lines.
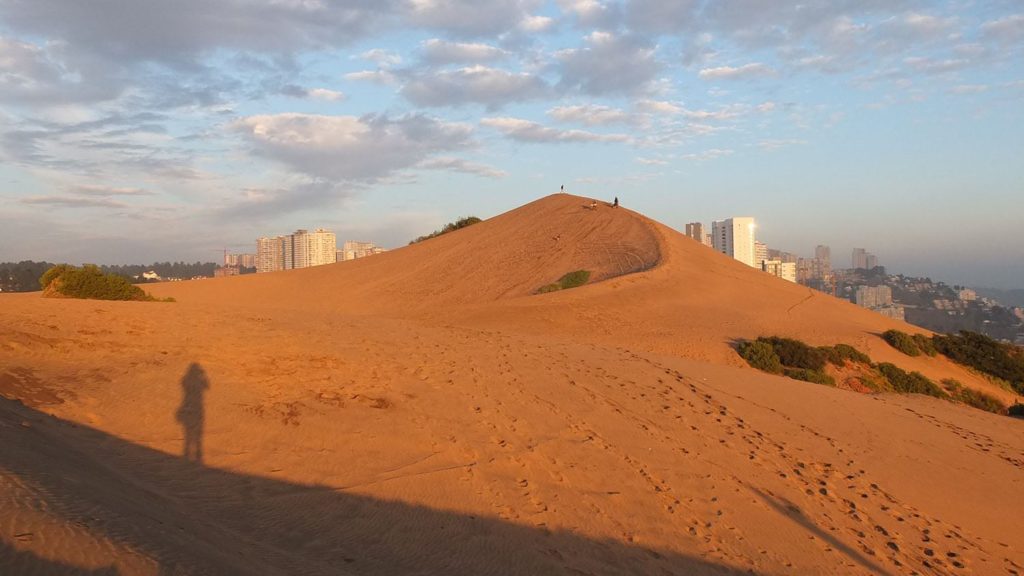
top-left (256, 229), bottom-right (337, 273)
top-left (684, 222), bottom-right (705, 244)
top-left (712, 217), bottom-right (757, 267)
top-left (337, 241), bottom-right (387, 262)
top-left (762, 260), bottom-right (797, 283)
top-left (852, 248), bottom-right (879, 270)
top-left (854, 285), bottom-right (905, 320)
top-left (754, 241), bottom-right (768, 268)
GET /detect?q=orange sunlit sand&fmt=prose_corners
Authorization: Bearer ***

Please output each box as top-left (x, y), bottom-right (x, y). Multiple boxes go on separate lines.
top-left (2, 194), bottom-right (1022, 574)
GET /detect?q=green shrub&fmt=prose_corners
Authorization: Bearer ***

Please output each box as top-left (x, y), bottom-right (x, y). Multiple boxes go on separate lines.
top-left (536, 270), bottom-right (591, 294)
top-left (820, 343), bottom-right (872, 366)
top-left (738, 341), bottom-right (783, 374)
top-left (941, 379), bottom-right (1006, 414)
top-left (410, 216), bottom-right (482, 244)
top-left (784, 367), bottom-right (835, 386)
top-left (913, 334), bottom-right (938, 357)
top-left (39, 263), bottom-right (74, 290)
top-left (1009, 403), bottom-right (1024, 418)
top-left (557, 270), bottom-right (590, 289)
top-left (882, 329), bottom-right (921, 356)
top-left (877, 363), bottom-right (946, 398)
top-left (40, 264), bottom-right (162, 302)
top-left (932, 331), bottom-right (1024, 395)
top-left (759, 337), bottom-right (827, 371)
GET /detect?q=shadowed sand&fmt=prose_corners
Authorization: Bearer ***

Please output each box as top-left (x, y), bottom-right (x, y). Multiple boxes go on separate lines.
top-left (2, 194), bottom-right (1023, 574)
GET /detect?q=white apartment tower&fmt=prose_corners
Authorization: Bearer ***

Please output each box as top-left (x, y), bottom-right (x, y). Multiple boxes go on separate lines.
top-left (256, 228), bottom-right (336, 272)
top-left (712, 217), bottom-right (757, 267)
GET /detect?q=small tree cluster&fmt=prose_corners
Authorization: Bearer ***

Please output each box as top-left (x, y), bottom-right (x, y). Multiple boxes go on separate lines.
top-left (941, 379), bottom-right (1006, 414)
top-left (876, 363), bottom-right (946, 398)
top-left (410, 216), bottom-right (482, 244)
top-left (882, 329), bottom-right (922, 356)
top-left (538, 270), bottom-right (592, 294)
top-left (40, 264), bottom-right (167, 302)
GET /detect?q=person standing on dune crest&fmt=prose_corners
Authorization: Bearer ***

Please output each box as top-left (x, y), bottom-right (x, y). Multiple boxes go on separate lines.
top-left (613, 196), bottom-right (619, 207)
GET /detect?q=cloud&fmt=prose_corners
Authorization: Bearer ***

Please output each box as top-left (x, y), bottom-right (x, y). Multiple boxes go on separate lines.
top-left (547, 104), bottom-right (635, 126)
top-left (344, 69), bottom-right (399, 85)
top-left (624, 0), bottom-right (699, 35)
top-left (281, 85), bottom-right (346, 101)
top-left (232, 112), bottom-right (474, 182)
top-left (405, 0), bottom-right (544, 37)
top-left (420, 39), bottom-right (507, 64)
top-left (682, 148), bottom-right (733, 161)
top-left (698, 63), bottom-right (776, 80)
top-left (21, 195), bottom-right (127, 208)
top-left (481, 116), bottom-right (630, 143)
top-left (556, 32), bottom-right (660, 95)
top-left (635, 99), bottom-right (684, 115)
top-left (757, 139), bottom-right (807, 150)
top-left (417, 156), bottom-right (507, 178)
top-left (981, 14), bottom-right (1024, 45)
top-left (400, 66), bottom-right (550, 108)
top-left (67, 184), bottom-right (151, 196)
top-left (948, 84), bottom-right (988, 95)
top-left (519, 14), bottom-right (555, 32)
top-left (0, 37), bottom-right (122, 105)
top-left (357, 48), bottom-right (403, 67)
top-left (0, 0), bottom-right (399, 66)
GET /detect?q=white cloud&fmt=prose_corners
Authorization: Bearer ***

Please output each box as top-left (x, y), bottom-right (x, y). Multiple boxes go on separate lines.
top-left (420, 39), bottom-right (507, 64)
top-left (344, 70), bottom-right (399, 85)
top-left (481, 117), bottom-right (631, 143)
top-left (635, 99), bottom-right (683, 115)
top-left (519, 14), bottom-right (555, 32)
top-left (682, 148), bottom-right (733, 161)
top-left (357, 48), bottom-right (402, 68)
top-left (698, 63), bottom-right (776, 80)
top-left (307, 88), bottom-right (346, 101)
top-left (556, 32), bottom-right (661, 95)
top-left (417, 156), bottom-right (507, 178)
top-left (547, 104), bottom-right (635, 125)
top-left (232, 113), bottom-right (474, 182)
top-left (981, 14), bottom-right (1024, 45)
top-left (757, 139), bottom-right (807, 150)
top-left (400, 66), bottom-right (549, 108)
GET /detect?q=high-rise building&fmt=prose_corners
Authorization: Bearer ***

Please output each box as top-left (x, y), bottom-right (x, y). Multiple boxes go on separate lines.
top-left (855, 285), bottom-right (893, 308)
top-left (685, 222), bottom-right (705, 244)
top-left (257, 236), bottom-right (285, 273)
top-left (852, 248), bottom-right (867, 269)
top-left (762, 260), bottom-right (797, 283)
top-left (337, 241), bottom-right (387, 262)
top-left (712, 217), bottom-right (757, 267)
top-left (852, 248), bottom-right (879, 270)
top-left (754, 241), bottom-right (768, 267)
top-left (257, 229), bottom-right (336, 272)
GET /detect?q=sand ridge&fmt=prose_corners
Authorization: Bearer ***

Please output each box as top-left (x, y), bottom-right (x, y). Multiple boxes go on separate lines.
top-left (2, 193), bottom-right (1023, 575)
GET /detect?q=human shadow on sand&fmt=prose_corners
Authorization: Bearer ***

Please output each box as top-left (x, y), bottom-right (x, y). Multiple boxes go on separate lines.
top-left (175, 363), bottom-right (209, 463)
top-left (0, 393), bottom-right (753, 576)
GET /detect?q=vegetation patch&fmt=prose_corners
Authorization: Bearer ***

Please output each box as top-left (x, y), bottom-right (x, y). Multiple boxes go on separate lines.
top-left (410, 216), bottom-right (482, 244)
top-left (821, 343), bottom-right (871, 366)
top-left (783, 367), bottom-right (835, 386)
top-left (932, 331), bottom-right (1024, 395)
top-left (737, 340), bottom-right (783, 374)
top-left (537, 270), bottom-right (592, 294)
top-left (40, 264), bottom-right (170, 302)
top-left (882, 329), bottom-right (922, 356)
top-left (876, 363), bottom-right (946, 398)
top-left (1009, 403), bottom-right (1024, 418)
top-left (941, 379), bottom-right (1006, 414)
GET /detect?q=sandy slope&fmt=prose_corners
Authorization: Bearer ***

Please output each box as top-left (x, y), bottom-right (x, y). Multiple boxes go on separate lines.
top-left (2, 194), bottom-right (1022, 575)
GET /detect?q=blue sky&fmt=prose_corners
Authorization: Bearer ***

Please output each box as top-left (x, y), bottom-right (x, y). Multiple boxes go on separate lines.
top-left (1, 0), bottom-right (1021, 287)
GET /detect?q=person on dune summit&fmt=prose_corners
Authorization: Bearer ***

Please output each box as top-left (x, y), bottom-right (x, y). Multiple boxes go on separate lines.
top-left (176, 363), bottom-right (210, 463)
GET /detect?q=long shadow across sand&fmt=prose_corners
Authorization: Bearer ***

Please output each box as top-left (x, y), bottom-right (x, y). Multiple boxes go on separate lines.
top-left (0, 395), bottom-right (751, 576)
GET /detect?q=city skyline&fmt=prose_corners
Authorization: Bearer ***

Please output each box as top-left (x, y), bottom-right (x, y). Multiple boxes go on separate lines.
top-left (1, 1), bottom-right (1021, 287)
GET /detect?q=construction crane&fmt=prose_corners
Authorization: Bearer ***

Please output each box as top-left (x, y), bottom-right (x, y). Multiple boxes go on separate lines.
top-left (211, 244), bottom-right (251, 266)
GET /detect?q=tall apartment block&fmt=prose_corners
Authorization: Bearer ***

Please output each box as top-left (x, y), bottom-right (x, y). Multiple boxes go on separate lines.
top-left (712, 217), bottom-right (757, 267)
top-left (685, 222), bottom-right (704, 244)
top-left (852, 248), bottom-right (879, 270)
top-left (337, 241), bottom-right (387, 262)
top-left (256, 228), bottom-right (337, 273)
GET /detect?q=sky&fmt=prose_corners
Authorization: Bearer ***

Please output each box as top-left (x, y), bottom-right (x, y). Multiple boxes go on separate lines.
top-left (0, 0), bottom-right (1021, 288)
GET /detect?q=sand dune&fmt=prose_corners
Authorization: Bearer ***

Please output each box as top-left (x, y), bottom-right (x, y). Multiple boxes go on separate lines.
top-left (2, 194), bottom-right (1022, 575)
